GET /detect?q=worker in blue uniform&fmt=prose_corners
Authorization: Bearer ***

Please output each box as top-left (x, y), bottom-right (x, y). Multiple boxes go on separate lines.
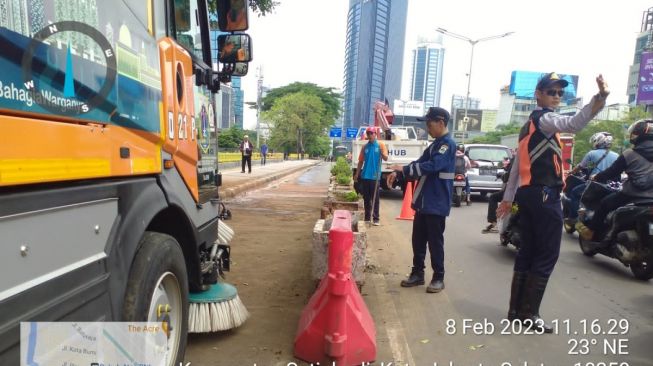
top-left (388, 106), bottom-right (456, 293)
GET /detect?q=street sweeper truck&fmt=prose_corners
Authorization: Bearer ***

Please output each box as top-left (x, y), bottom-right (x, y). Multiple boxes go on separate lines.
top-left (0, 1), bottom-right (252, 365)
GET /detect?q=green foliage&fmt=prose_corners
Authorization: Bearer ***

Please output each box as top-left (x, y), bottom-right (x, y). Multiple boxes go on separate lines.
top-left (264, 92), bottom-right (329, 155)
top-left (261, 82), bottom-right (342, 122)
top-left (336, 174), bottom-right (351, 186)
top-left (208, 0), bottom-right (278, 16)
top-left (468, 123), bottom-right (523, 144)
top-left (331, 157), bottom-right (351, 176)
top-left (306, 135), bottom-right (332, 157)
top-left (342, 191), bottom-right (360, 202)
top-left (218, 126), bottom-right (257, 149)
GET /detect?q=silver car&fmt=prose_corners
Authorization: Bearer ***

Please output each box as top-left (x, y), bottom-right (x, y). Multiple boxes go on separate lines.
top-left (464, 144), bottom-right (513, 198)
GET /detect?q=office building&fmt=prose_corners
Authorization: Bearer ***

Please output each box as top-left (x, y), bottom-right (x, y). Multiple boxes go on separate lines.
top-left (342, 0), bottom-right (408, 128)
top-left (627, 7), bottom-right (653, 105)
top-left (409, 38), bottom-right (445, 109)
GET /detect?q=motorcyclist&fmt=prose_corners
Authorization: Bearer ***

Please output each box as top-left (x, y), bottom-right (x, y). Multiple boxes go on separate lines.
top-left (454, 144), bottom-right (472, 204)
top-left (566, 132), bottom-right (618, 221)
top-left (577, 119), bottom-right (653, 241)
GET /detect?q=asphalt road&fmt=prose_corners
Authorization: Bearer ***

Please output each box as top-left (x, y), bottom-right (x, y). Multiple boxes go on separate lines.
top-left (365, 190), bottom-right (653, 366)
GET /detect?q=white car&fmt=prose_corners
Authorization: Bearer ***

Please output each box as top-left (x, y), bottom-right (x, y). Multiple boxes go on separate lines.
top-left (464, 144), bottom-right (513, 198)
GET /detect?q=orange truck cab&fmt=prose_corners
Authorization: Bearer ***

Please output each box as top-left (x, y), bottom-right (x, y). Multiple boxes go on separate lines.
top-left (0, 1), bottom-right (251, 364)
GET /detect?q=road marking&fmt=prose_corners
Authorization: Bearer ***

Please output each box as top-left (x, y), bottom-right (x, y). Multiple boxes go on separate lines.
top-left (371, 273), bottom-right (416, 366)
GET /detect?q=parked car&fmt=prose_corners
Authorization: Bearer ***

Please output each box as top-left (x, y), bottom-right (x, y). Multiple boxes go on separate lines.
top-left (464, 144), bottom-right (513, 198)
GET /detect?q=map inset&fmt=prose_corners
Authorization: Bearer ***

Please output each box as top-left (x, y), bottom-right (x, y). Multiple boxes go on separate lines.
top-left (21, 322), bottom-right (169, 366)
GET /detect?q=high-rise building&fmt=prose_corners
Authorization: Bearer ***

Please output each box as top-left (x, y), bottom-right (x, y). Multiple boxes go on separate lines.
top-left (342, 0), bottom-right (408, 129)
top-left (627, 7), bottom-right (653, 105)
top-left (410, 38), bottom-right (445, 109)
top-left (231, 76), bottom-right (244, 128)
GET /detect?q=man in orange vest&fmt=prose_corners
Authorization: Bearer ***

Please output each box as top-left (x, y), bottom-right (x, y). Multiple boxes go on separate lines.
top-left (496, 72), bottom-right (609, 333)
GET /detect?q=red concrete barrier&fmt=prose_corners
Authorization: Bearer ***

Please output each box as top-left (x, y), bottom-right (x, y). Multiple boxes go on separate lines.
top-left (294, 210), bottom-right (376, 365)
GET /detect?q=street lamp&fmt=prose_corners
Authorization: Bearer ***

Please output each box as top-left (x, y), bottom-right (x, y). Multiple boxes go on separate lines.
top-left (399, 99), bottom-right (408, 126)
top-left (436, 28), bottom-right (514, 144)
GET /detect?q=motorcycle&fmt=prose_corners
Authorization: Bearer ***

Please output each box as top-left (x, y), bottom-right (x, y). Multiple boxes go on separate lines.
top-left (561, 172), bottom-right (587, 234)
top-left (452, 173), bottom-right (469, 207)
top-left (577, 180), bottom-right (653, 280)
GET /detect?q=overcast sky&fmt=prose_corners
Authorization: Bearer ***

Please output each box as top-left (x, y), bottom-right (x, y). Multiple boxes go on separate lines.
top-left (240, 0), bottom-right (652, 129)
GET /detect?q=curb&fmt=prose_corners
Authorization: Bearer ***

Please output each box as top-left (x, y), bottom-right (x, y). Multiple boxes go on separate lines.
top-left (220, 161), bottom-right (322, 199)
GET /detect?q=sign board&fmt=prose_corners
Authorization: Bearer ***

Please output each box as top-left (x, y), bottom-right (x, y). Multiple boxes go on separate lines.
top-left (329, 127), bottom-right (342, 138)
top-left (346, 127), bottom-right (359, 139)
top-left (393, 100), bottom-right (425, 117)
top-left (637, 51), bottom-right (653, 105)
top-left (453, 132), bottom-right (469, 139)
top-left (454, 109), bottom-right (483, 132)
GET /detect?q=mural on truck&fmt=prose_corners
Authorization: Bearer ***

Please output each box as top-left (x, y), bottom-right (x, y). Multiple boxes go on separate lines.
top-left (0, 0), bottom-right (161, 132)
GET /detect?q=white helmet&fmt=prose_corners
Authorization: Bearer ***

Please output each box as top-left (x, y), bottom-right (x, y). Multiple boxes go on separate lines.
top-left (589, 132), bottom-right (613, 149)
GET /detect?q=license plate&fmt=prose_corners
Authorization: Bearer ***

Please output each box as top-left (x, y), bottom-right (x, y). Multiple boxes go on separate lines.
top-left (453, 181), bottom-right (466, 187)
top-left (479, 167), bottom-right (497, 176)
top-left (648, 223), bottom-right (653, 236)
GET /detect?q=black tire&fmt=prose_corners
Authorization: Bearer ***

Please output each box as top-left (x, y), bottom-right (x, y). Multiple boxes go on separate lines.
top-left (578, 235), bottom-right (597, 257)
top-left (630, 259), bottom-right (653, 281)
top-left (380, 177), bottom-right (390, 190)
top-left (123, 232), bottom-right (189, 366)
top-left (478, 191), bottom-right (488, 200)
top-left (453, 194), bottom-right (461, 207)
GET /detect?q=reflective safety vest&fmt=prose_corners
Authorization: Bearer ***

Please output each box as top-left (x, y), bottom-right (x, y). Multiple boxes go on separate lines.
top-left (518, 109), bottom-right (564, 188)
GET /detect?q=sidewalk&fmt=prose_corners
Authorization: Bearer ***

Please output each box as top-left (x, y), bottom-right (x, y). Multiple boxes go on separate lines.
top-left (218, 159), bottom-right (322, 198)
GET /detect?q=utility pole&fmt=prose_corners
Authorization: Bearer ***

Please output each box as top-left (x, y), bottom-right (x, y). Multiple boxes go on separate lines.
top-left (256, 66), bottom-right (264, 149)
top-left (436, 28), bottom-right (514, 144)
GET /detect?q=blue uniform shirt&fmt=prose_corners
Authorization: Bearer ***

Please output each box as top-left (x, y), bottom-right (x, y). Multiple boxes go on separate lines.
top-left (402, 133), bottom-right (456, 216)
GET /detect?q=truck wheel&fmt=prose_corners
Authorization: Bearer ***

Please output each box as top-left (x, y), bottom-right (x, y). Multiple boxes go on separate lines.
top-left (122, 232), bottom-right (189, 366)
top-left (630, 258), bottom-right (653, 281)
top-left (380, 177), bottom-right (390, 190)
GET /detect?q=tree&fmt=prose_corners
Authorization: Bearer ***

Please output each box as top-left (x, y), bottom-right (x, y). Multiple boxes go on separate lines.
top-left (218, 126), bottom-right (257, 149)
top-left (208, 0), bottom-right (278, 16)
top-left (468, 123), bottom-right (522, 144)
top-left (263, 92), bottom-right (328, 156)
top-left (261, 82), bottom-right (341, 124)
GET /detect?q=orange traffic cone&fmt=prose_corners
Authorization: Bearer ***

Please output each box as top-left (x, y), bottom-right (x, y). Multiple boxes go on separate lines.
top-left (396, 181), bottom-right (415, 220)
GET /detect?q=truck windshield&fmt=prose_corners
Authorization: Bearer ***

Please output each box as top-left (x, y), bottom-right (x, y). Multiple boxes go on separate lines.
top-left (468, 147), bottom-right (511, 162)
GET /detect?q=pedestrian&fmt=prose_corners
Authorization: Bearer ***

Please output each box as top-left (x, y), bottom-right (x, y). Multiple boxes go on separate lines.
top-left (354, 126), bottom-right (389, 226)
top-left (260, 141), bottom-right (268, 166)
top-left (576, 119), bottom-right (653, 241)
top-left (387, 107), bottom-right (456, 293)
top-left (497, 73), bottom-right (609, 333)
top-left (239, 135), bottom-right (254, 173)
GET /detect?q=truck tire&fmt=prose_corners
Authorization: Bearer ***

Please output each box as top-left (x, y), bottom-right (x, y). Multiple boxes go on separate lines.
top-left (122, 232), bottom-right (189, 366)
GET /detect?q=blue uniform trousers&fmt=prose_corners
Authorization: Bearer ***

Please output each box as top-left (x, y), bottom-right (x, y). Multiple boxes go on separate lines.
top-left (514, 185), bottom-right (562, 278)
top-left (412, 212), bottom-right (446, 278)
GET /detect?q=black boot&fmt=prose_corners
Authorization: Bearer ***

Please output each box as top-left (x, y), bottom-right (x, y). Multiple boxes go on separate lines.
top-left (507, 271), bottom-right (528, 321)
top-left (400, 268), bottom-right (424, 287)
top-left (521, 274), bottom-right (553, 334)
top-left (426, 272), bottom-right (445, 293)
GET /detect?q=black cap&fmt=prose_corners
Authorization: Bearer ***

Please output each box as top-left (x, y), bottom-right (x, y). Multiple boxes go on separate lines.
top-left (417, 106), bottom-right (450, 123)
top-left (536, 72), bottom-right (569, 90)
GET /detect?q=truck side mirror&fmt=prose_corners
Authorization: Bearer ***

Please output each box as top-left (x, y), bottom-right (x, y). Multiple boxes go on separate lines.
top-left (217, 34), bottom-right (252, 63)
top-left (216, 0), bottom-right (249, 31)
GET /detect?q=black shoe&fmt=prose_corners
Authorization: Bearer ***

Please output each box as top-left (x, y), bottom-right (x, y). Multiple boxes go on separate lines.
top-left (507, 271), bottom-right (528, 321)
top-left (426, 274), bottom-right (445, 293)
top-left (520, 274), bottom-right (553, 334)
top-left (400, 269), bottom-right (424, 287)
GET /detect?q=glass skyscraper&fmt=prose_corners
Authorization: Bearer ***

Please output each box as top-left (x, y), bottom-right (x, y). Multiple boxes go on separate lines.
top-left (342, 0), bottom-right (408, 128)
top-left (410, 41), bottom-right (445, 109)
